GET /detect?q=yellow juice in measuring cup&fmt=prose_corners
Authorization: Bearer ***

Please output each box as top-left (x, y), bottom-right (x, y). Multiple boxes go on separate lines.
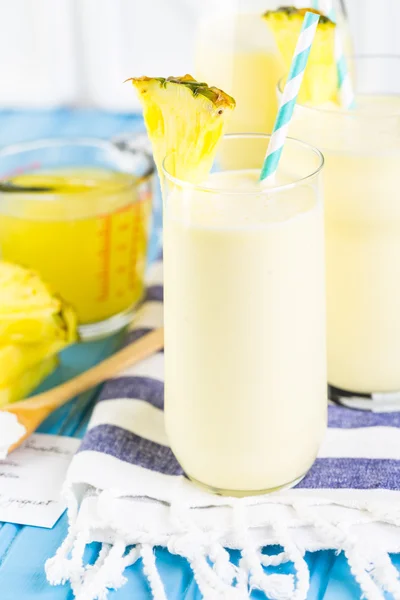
top-left (0, 166), bottom-right (152, 338)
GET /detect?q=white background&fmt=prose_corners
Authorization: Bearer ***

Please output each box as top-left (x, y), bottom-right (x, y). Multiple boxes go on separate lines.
top-left (0, 0), bottom-right (398, 111)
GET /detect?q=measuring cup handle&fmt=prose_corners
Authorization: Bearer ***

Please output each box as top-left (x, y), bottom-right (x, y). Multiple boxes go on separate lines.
top-left (111, 133), bottom-right (155, 179)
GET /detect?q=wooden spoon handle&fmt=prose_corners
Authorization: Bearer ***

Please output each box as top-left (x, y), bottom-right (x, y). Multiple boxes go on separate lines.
top-left (6, 328), bottom-right (164, 412)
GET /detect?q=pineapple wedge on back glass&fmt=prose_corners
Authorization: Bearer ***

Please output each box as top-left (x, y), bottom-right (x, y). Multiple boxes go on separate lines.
top-left (264, 7), bottom-right (337, 104)
top-left (131, 75), bottom-right (326, 495)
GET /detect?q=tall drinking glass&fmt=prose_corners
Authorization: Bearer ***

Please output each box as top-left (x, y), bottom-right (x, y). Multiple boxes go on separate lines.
top-left (282, 56), bottom-right (400, 407)
top-left (162, 134), bottom-right (326, 496)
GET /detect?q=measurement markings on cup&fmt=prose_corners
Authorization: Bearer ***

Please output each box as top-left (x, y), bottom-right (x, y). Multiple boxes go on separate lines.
top-left (96, 214), bottom-right (112, 302)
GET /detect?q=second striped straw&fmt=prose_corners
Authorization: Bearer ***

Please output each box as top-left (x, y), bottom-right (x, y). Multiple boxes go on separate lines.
top-left (260, 11), bottom-right (320, 183)
top-left (312, 0), bottom-right (355, 108)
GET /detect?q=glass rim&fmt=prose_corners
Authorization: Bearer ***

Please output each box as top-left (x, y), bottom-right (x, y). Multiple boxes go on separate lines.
top-left (162, 133), bottom-right (324, 195)
top-left (277, 54), bottom-right (400, 119)
top-left (0, 136), bottom-right (156, 191)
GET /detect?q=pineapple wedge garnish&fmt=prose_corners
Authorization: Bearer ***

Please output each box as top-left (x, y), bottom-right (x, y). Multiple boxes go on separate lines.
top-left (263, 7), bottom-right (338, 105)
top-left (0, 261), bottom-right (78, 405)
top-left (129, 75), bottom-right (235, 182)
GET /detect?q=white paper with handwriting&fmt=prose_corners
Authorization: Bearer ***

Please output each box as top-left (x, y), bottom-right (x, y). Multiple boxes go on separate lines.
top-left (0, 433), bottom-right (80, 528)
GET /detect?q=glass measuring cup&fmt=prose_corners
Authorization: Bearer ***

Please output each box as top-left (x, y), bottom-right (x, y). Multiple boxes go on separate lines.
top-left (0, 138), bottom-right (154, 340)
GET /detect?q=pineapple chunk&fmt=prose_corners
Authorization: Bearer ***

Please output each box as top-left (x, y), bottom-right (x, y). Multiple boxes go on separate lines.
top-left (263, 7), bottom-right (338, 105)
top-left (0, 355), bottom-right (58, 406)
top-left (0, 261), bottom-right (78, 404)
top-left (0, 261), bottom-right (77, 345)
top-left (0, 339), bottom-right (66, 388)
top-left (129, 75), bottom-right (235, 183)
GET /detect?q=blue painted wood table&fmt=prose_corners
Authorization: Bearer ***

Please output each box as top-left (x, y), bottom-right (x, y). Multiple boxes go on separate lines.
top-left (0, 109), bottom-right (397, 600)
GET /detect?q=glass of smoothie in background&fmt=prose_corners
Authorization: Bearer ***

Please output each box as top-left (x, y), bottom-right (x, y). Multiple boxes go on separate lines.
top-left (194, 0), bottom-right (352, 138)
top-left (0, 139), bottom-right (154, 340)
top-left (283, 56), bottom-right (400, 407)
top-left (162, 134), bottom-right (326, 495)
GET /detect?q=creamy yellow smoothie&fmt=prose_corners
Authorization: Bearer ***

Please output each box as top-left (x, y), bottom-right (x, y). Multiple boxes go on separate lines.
top-left (288, 94), bottom-right (400, 393)
top-left (163, 157), bottom-right (326, 493)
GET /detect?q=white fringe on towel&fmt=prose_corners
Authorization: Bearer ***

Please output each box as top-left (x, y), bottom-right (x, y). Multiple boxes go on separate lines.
top-left (46, 487), bottom-right (400, 600)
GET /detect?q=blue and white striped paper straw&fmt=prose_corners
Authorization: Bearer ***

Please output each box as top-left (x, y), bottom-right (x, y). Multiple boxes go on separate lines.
top-left (260, 11), bottom-right (320, 183)
top-left (334, 28), bottom-right (355, 108)
top-left (311, 0), bottom-right (355, 108)
top-left (312, 0), bottom-right (335, 21)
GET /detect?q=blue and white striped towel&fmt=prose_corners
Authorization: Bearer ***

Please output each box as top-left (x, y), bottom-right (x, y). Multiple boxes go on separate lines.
top-left (46, 258), bottom-right (400, 600)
